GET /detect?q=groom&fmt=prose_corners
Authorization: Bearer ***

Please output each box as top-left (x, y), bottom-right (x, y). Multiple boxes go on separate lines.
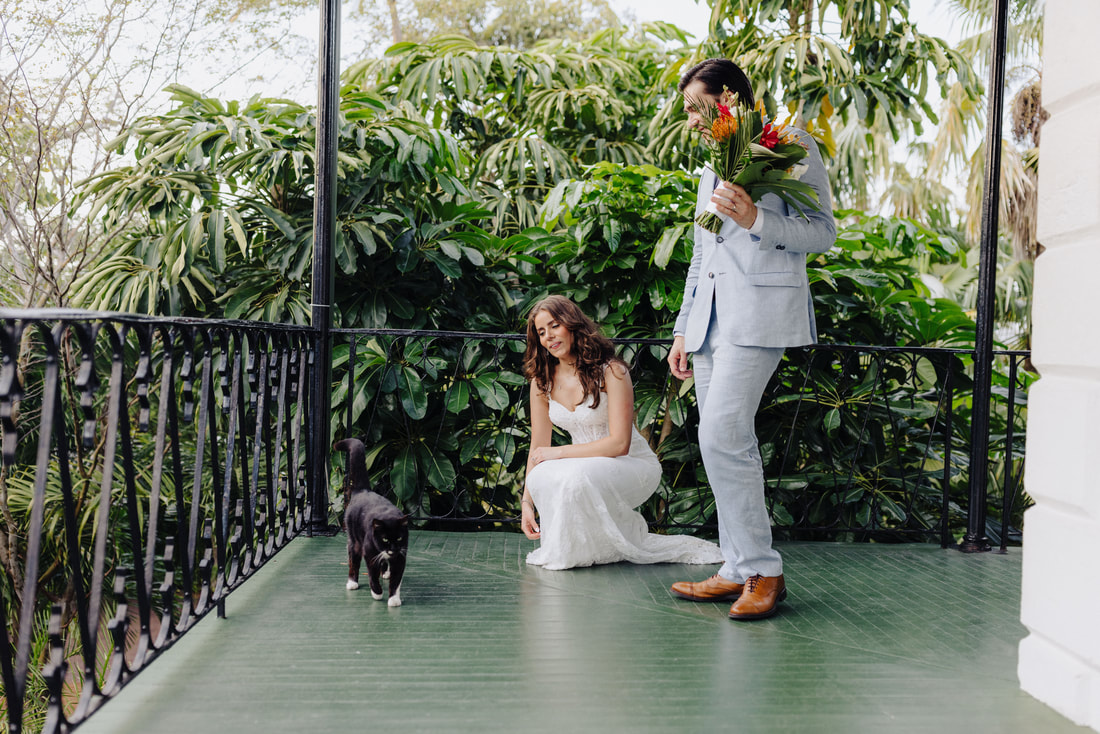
top-left (667, 59), bottom-right (836, 620)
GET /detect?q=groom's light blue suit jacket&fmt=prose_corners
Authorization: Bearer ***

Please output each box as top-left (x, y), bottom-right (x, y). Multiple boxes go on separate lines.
top-left (673, 131), bottom-right (837, 351)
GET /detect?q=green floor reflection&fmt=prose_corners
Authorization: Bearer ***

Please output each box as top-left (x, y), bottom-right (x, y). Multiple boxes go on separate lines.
top-left (79, 531), bottom-right (1084, 733)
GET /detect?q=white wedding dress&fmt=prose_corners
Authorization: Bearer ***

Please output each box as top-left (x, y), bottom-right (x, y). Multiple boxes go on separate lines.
top-left (525, 393), bottom-right (724, 570)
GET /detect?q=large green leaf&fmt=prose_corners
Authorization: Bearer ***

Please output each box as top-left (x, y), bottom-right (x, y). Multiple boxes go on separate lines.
top-left (416, 444), bottom-right (456, 491)
top-left (471, 374), bottom-right (509, 410)
top-left (396, 365), bottom-right (427, 420)
top-left (391, 445), bottom-right (418, 502)
top-left (444, 381), bottom-right (471, 414)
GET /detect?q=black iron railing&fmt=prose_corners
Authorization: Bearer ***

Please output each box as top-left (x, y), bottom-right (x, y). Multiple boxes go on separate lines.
top-left (0, 311), bottom-right (1031, 733)
top-left (330, 330), bottom-right (1032, 548)
top-left (0, 310), bottom-right (316, 733)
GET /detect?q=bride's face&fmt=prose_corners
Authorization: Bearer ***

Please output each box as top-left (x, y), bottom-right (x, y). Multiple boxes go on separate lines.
top-left (533, 309), bottom-right (574, 363)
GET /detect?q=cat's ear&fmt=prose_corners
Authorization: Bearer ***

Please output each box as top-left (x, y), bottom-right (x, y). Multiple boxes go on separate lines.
top-left (372, 518), bottom-right (383, 530)
top-left (399, 515), bottom-right (409, 527)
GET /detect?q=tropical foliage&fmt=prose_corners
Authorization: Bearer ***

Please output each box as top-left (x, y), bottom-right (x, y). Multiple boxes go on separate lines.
top-left (71, 87), bottom-right (509, 329)
top-left (345, 30), bottom-right (674, 234)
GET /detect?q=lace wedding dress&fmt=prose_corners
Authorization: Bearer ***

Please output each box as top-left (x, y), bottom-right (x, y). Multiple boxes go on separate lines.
top-left (525, 393), bottom-right (724, 570)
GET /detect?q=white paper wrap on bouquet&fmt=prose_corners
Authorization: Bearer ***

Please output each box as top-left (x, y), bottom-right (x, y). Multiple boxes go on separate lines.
top-left (702, 178), bottom-right (735, 222)
top-left (703, 200), bottom-right (728, 219)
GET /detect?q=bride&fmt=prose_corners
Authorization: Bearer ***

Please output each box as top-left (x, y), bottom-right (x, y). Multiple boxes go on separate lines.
top-left (519, 295), bottom-right (723, 570)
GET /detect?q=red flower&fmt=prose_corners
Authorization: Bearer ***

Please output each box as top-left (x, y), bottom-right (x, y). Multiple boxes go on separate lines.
top-left (717, 102), bottom-right (732, 117)
top-left (760, 123), bottom-right (779, 149)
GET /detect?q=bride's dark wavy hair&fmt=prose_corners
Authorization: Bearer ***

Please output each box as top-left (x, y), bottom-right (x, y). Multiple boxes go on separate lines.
top-left (523, 295), bottom-right (623, 409)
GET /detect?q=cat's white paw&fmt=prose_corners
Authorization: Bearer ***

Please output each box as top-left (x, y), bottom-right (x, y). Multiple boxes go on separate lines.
top-left (382, 568), bottom-right (390, 580)
top-left (371, 590), bottom-right (384, 600)
top-left (346, 579), bottom-right (359, 590)
top-left (387, 592), bottom-right (402, 608)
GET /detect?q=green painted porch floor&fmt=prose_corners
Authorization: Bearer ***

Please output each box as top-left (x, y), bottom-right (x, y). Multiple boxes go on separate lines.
top-left (80, 531), bottom-right (1084, 734)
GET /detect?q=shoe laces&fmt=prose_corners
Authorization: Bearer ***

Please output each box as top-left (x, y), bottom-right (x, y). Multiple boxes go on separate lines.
top-left (745, 574), bottom-right (764, 593)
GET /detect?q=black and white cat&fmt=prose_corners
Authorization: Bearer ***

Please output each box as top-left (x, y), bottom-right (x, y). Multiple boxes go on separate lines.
top-left (334, 438), bottom-right (409, 607)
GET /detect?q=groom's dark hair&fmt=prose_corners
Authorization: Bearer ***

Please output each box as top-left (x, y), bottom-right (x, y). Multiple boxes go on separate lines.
top-left (678, 58), bottom-right (755, 109)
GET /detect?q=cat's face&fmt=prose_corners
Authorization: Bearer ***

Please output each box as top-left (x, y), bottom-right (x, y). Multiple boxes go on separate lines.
top-left (372, 517), bottom-right (409, 554)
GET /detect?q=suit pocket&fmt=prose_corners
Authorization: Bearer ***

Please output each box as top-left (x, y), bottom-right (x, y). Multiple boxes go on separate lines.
top-left (745, 248), bottom-right (801, 286)
top-left (746, 271), bottom-right (802, 287)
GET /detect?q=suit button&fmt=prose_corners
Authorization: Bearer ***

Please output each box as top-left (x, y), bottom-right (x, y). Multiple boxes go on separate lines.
top-left (707, 272), bottom-right (715, 279)
top-left (776, 245), bottom-right (786, 251)
top-left (716, 236), bottom-right (724, 243)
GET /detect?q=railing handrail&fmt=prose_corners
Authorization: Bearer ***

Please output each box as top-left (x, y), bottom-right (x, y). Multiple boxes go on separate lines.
top-left (0, 308), bottom-right (318, 332)
top-left (0, 312), bottom-right (1024, 357)
top-left (332, 324), bottom-right (1028, 357)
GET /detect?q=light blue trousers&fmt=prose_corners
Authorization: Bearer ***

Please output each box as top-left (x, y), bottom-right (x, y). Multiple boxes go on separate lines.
top-left (692, 311), bottom-right (785, 582)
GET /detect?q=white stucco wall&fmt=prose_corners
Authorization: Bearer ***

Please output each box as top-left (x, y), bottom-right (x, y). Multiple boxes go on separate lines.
top-left (1017, 0), bottom-right (1100, 729)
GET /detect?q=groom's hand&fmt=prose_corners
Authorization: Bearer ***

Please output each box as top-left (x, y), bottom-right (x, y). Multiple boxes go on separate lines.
top-left (712, 181), bottom-right (758, 230)
top-left (668, 335), bottom-right (692, 380)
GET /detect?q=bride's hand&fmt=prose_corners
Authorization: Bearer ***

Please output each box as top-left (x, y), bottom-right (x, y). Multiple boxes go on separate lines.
top-left (521, 499), bottom-right (540, 539)
top-left (530, 446), bottom-right (562, 465)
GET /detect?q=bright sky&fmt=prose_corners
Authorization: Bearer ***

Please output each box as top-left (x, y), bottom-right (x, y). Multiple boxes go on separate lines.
top-left (609, 0), bottom-right (713, 39)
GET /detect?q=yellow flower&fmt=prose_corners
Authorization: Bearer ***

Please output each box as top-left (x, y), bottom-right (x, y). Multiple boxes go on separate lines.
top-left (771, 121), bottom-right (799, 145)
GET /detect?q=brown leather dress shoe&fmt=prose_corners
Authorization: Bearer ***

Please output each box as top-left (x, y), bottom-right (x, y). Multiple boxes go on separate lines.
top-left (728, 574), bottom-right (786, 620)
top-left (670, 574), bottom-right (744, 602)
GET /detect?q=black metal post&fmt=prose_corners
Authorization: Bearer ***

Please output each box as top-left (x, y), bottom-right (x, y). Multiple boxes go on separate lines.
top-left (960, 0), bottom-right (1010, 553)
top-left (309, 0), bottom-right (340, 534)
top-left (998, 356), bottom-right (1020, 553)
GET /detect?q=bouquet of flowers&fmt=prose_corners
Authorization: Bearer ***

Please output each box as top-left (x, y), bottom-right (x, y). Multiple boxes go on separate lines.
top-left (689, 93), bottom-right (820, 233)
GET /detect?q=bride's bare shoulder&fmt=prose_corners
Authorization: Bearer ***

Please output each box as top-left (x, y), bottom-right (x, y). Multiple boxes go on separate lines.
top-left (603, 360), bottom-right (630, 382)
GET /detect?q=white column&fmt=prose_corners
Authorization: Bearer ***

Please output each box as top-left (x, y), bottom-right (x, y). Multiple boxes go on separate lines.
top-left (1018, 1), bottom-right (1100, 729)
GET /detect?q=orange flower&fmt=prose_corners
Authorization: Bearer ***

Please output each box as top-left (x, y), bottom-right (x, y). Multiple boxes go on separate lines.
top-left (711, 113), bottom-right (738, 142)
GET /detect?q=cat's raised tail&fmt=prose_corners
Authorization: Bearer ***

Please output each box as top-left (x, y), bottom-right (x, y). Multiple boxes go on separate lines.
top-left (333, 437), bottom-right (371, 493)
